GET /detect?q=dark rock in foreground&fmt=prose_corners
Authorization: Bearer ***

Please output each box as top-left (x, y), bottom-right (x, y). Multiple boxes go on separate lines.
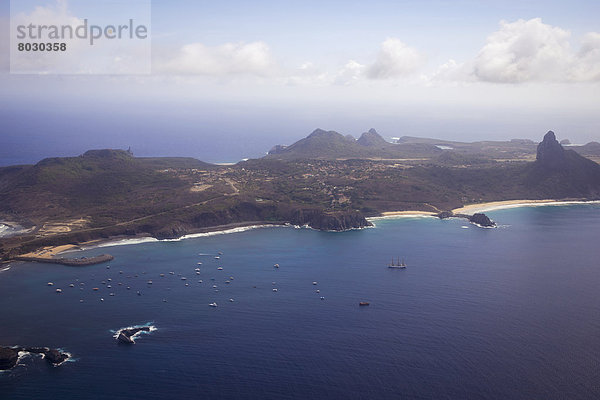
top-left (0, 346), bottom-right (70, 370)
top-left (0, 347), bottom-right (19, 370)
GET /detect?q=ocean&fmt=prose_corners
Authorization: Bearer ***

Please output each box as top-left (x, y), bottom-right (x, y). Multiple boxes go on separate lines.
top-left (1, 203), bottom-right (600, 399)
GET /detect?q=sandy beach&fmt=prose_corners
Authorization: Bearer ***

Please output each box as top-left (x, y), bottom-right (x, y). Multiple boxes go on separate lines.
top-left (451, 199), bottom-right (600, 215)
top-left (19, 245), bottom-right (81, 259)
top-left (380, 211), bottom-right (437, 217)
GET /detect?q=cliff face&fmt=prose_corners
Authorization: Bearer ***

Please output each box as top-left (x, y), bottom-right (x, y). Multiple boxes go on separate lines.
top-left (289, 209), bottom-right (372, 231)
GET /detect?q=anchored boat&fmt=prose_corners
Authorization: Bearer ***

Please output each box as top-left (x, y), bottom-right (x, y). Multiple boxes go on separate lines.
top-left (388, 257), bottom-right (407, 269)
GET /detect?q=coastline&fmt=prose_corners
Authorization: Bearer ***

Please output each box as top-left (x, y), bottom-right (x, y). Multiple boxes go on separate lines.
top-left (7, 200), bottom-right (600, 260)
top-left (51, 222), bottom-right (287, 257)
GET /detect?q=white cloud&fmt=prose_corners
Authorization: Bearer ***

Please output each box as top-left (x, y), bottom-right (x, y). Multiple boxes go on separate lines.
top-left (366, 38), bottom-right (424, 79)
top-left (430, 18), bottom-right (600, 84)
top-left (157, 41), bottom-right (277, 77)
top-left (570, 32), bottom-right (600, 81)
top-left (473, 18), bottom-right (572, 83)
top-left (430, 59), bottom-right (474, 84)
top-left (334, 60), bottom-right (366, 85)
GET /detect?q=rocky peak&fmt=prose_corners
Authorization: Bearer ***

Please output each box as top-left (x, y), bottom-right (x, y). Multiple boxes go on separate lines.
top-left (308, 128), bottom-right (341, 139)
top-left (357, 128), bottom-right (388, 147)
top-left (536, 131), bottom-right (566, 168)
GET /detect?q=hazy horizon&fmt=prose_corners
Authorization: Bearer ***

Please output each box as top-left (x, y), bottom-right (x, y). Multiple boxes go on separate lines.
top-left (1, 0), bottom-right (599, 165)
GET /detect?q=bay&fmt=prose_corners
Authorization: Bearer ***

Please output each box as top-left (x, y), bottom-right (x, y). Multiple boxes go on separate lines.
top-left (1, 204), bottom-right (599, 399)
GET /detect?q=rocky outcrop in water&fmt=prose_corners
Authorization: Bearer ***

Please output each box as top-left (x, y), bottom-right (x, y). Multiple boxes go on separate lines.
top-left (115, 326), bottom-right (152, 344)
top-left (0, 346), bottom-right (69, 370)
top-left (436, 211), bottom-right (496, 227)
top-left (468, 213), bottom-right (495, 227)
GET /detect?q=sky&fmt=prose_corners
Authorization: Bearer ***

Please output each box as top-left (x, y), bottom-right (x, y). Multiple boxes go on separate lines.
top-left (0, 0), bottom-right (599, 164)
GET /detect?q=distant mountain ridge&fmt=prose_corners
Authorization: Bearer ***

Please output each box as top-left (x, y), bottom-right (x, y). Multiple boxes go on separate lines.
top-left (267, 128), bottom-right (600, 162)
top-left (267, 128), bottom-right (442, 159)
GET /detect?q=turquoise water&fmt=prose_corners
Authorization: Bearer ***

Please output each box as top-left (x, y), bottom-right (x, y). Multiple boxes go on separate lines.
top-left (1, 204), bottom-right (600, 399)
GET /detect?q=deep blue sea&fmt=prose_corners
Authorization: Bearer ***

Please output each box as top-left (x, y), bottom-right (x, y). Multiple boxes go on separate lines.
top-left (1, 204), bottom-right (600, 400)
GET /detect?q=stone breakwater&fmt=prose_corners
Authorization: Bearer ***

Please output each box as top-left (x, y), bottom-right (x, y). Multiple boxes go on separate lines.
top-left (15, 254), bottom-right (114, 266)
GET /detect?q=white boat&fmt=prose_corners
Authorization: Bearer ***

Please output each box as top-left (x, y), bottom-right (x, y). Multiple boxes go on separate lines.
top-left (209, 302), bottom-right (218, 307)
top-left (273, 288), bottom-right (278, 292)
top-left (56, 288), bottom-right (62, 293)
top-left (217, 267), bottom-right (223, 270)
top-left (47, 282), bottom-right (54, 286)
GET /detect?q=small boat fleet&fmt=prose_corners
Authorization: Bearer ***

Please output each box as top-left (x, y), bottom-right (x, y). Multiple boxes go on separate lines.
top-left (42, 248), bottom-right (377, 310)
top-left (387, 257), bottom-right (407, 269)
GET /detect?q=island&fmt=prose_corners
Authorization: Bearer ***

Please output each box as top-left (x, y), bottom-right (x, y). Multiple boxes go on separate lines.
top-left (114, 325), bottom-right (156, 344)
top-left (1, 130), bottom-right (598, 259)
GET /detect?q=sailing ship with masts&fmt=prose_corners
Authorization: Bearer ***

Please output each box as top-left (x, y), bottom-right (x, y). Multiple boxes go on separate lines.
top-left (387, 257), bottom-right (407, 269)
